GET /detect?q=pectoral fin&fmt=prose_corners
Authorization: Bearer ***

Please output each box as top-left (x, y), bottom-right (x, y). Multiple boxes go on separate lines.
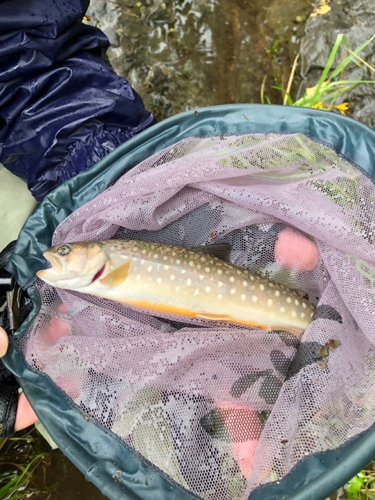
top-left (100, 261), bottom-right (130, 287)
top-left (296, 289), bottom-right (309, 300)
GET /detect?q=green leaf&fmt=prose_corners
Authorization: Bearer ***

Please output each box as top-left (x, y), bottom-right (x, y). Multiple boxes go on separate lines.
top-left (346, 472), bottom-right (366, 499)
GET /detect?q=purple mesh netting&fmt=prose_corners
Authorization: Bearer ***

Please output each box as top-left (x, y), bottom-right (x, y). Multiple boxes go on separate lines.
top-left (21, 133), bottom-right (375, 500)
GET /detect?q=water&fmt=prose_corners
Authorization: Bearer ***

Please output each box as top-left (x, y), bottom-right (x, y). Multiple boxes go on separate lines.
top-left (87, 0), bottom-right (312, 121)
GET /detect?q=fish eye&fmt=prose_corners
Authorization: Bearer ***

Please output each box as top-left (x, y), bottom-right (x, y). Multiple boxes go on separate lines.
top-left (56, 245), bottom-right (72, 257)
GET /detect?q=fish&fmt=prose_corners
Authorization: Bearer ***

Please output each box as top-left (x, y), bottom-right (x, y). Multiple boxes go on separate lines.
top-left (36, 240), bottom-right (316, 334)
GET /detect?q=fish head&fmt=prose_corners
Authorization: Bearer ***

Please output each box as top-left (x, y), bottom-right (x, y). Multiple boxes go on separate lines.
top-left (36, 242), bottom-right (108, 289)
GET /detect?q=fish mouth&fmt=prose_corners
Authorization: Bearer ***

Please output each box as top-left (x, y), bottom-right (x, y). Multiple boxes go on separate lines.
top-left (36, 266), bottom-right (78, 284)
top-left (42, 251), bottom-right (63, 273)
top-left (36, 251), bottom-right (65, 283)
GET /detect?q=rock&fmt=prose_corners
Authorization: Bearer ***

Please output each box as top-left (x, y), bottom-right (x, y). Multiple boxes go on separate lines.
top-left (102, 27), bottom-right (119, 47)
top-left (299, 0), bottom-right (375, 127)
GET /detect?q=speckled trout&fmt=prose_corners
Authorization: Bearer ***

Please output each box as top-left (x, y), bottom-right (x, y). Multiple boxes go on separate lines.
top-left (36, 240), bottom-right (315, 333)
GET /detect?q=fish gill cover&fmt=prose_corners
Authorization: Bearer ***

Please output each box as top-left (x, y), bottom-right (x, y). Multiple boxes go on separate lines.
top-left (20, 132), bottom-right (375, 500)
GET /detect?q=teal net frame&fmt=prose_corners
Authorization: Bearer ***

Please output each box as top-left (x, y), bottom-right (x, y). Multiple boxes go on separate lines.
top-left (3, 104), bottom-right (375, 500)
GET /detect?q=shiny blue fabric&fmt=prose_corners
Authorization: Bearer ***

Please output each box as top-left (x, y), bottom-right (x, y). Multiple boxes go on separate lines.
top-left (0, 0), bottom-right (155, 201)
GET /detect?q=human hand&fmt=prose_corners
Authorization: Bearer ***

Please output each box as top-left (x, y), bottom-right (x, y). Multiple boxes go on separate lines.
top-left (0, 327), bottom-right (38, 432)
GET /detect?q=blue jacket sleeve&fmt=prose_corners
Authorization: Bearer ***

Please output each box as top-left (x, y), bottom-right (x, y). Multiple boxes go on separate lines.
top-left (0, 0), bottom-right (155, 201)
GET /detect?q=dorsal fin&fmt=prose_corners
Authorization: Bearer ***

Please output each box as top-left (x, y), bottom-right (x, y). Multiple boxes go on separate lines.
top-left (192, 244), bottom-right (231, 262)
top-left (100, 261), bottom-right (130, 287)
top-left (295, 289), bottom-right (309, 300)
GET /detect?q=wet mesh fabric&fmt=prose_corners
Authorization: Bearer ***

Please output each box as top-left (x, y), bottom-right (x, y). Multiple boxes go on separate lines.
top-left (20, 133), bottom-right (375, 500)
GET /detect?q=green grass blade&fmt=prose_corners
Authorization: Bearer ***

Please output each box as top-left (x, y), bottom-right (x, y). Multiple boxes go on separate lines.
top-left (330, 34), bottom-right (375, 80)
top-left (308, 34), bottom-right (345, 107)
top-left (293, 78), bottom-right (375, 108)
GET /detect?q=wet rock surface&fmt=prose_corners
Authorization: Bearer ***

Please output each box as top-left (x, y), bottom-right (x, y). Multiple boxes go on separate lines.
top-left (87, 0), bottom-right (375, 127)
top-left (86, 0), bottom-right (309, 121)
top-left (299, 0), bottom-right (375, 127)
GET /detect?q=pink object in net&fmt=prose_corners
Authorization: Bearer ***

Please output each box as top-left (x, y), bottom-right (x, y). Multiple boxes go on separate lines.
top-left (274, 227), bottom-right (320, 271)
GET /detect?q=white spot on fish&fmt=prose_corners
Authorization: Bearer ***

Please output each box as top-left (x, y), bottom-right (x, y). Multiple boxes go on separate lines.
top-left (164, 265), bottom-right (169, 270)
top-left (194, 289), bottom-right (199, 295)
top-left (186, 278), bottom-right (192, 286)
top-left (230, 276), bottom-right (235, 282)
top-left (250, 276), bottom-right (255, 281)
top-left (267, 299), bottom-right (273, 306)
top-left (243, 280), bottom-right (247, 287)
top-left (181, 270), bottom-right (187, 274)
top-left (286, 297), bottom-right (292, 304)
top-left (241, 294), bottom-right (246, 301)
top-left (269, 283), bottom-right (274, 288)
top-left (300, 312), bottom-right (305, 319)
top-left (259, 284), bottom-right (265, 291)
top-left (205, 267), bottom-right (210, 273)
top-left (140, 259), bottom-right (145, 265)
top-left (292, 311), bottom-right (297, 317)
top-left (170, 275), bottom-right (175, 281)
top-left (157, 277), bottom-right (162, 284)
top-left (295, 299), bottom-right (299, 306)
top-left (218, 294), bottom-right (223, 299)
top-left (217, 269), bottom-right (223, 275)
top-left (302, 302), bottom-right (307, 309)
top-left (199, 275), bottom-right (204, 280)
top-left (189, 261), bottom-right (194, 267)
top-left (280, 306), bottom-right (286, 313)
top-left (230, 288), bottom-right (236, 295)
top-left (136, 274), bottom-right (141, 280)
top-left (205, 286), bottom-right (211, 293)
top-left (147, 266), bottom-right (153, 272)
top-left (197, 264), bottom-right (202, 270)
top-left (172, 252), bottom-right (176, 257)
top-left (163, 256), bottom-right (168, 261)
top-left (218, 281), bottom-right (224, 287)
top-left (176, 259), bottom-right (181, 265)
top-left (275, 290), bottom-right (280, 297)
top-left (252, 295), bottom-right (258, 303)
top-left (310, 312), bottom-right (314, 317)
top-left (201, 257), bottom-right (206, 262)
top-left (142, 249), bottom-right (146, 255)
